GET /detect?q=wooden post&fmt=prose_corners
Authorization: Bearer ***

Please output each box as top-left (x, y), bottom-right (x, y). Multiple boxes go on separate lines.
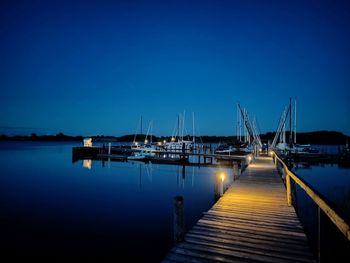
top-left (241, 159), bottom-right (245, 168)
top-left (214, 174), bottom-right (222, 201)
top-left (174, 196), bottom-right (185, 243)
top-left (286, 170), bottom-right (292, 206)
top-left (233, 162), bottom-right (239, 180)
top-left (318, 206), bottom-right (321, 263)
top-left (216, 172), bottom-right (224, 196)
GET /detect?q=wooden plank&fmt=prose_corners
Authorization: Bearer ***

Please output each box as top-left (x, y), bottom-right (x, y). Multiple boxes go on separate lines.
top-left (201, 213), bottom-right (304, 230)
top-left (197, 218), bottom-right (307, 238)
top-left (204, 209), bottom-right (301, 223)
top-left (195, 221), bottom-right (309, 245)
top-left (170, 247), bottom-right (249, 263)
top-left (177, 242), bottom-right (313, 263)
top-left (188, 228), bottom-right (312, 253)
top-left (162, 157), bottom-right (315, 263)
top-left (191, 225), bottom-right (310, 247)
top-left (184, 236), bottom-right (314, 262)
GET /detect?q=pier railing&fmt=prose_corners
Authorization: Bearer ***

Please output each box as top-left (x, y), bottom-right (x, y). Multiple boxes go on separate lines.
top-left (272, 151), bottom-right (350, 243)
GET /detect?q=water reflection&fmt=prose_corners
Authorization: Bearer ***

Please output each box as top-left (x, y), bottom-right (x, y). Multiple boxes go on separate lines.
top-left (0, 141), bottom-right (223, 262)
top-left (83, 159), bottom-right (92, 169)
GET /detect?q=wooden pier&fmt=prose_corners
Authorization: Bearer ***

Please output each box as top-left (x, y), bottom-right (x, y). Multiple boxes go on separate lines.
top-left (162, 156), bottom-right (315, 263)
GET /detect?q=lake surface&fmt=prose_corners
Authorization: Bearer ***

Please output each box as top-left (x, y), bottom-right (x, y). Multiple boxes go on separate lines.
top-left (0, 141), bottom-right (233, 261)
top-left (292, 162), bottom-right (350, 262)
top-left (1, 141), bottom-right (349, 262)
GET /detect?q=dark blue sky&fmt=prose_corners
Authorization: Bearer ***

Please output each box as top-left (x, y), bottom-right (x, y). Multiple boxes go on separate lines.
top-left (1, 0), bottom-right (349, 136)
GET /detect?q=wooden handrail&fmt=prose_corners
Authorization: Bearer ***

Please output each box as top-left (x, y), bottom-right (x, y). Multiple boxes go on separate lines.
top-left (272, 151), bottom-right (350, 241)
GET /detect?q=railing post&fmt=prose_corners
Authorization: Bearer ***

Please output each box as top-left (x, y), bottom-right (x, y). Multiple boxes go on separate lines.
top-left (286, 169), bottom-right (292, 206)
top-left (318, 206), bottom-right (321, 263)
top-left (174, 196), bottom-right (185, 244)
top-left (233, 162), bottom-right (239, 180)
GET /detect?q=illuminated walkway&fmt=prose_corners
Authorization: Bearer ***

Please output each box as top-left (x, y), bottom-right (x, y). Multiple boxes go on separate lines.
top-left (162, 157), bottom-right (315, 263)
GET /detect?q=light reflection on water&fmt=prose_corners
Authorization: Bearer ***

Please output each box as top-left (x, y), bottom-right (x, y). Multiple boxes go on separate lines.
top-left (0, 141), bottom-right (234, 261)
top-left (1, 141), bottom-right (348, 261)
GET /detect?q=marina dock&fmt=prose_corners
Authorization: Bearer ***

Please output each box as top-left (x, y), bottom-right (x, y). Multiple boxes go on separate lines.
top-left (162, 156), bottom-right (316, 263)
top-left (72, 145), bottom-right (251, 167)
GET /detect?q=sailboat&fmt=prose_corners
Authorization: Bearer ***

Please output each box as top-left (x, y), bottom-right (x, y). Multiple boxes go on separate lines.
top-left (272, 98), bottom-right (319, 155)
top-left (127, 148), bottom-right (156, 160)
top-left (214, 104), bottom-right (260, 155)
top-left (129, 119), bottom-right (158, 160)
top-left (163, 111), bottom-right (195, 151)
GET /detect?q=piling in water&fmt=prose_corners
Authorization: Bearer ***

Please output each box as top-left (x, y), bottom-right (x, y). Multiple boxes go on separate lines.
top-left (173, 196), bottom-right (185, 243)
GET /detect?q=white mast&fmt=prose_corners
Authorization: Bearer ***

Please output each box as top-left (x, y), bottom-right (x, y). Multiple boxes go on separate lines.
top-left (192, 112), bottom-right (195, 143)
top-left (145, 121), bottom-right (152, 144)
top-left (244, 109), bottom-right (248, 143)
top-left (181, 110), bottom-right (186, 141)
top-left (294, 99), bottom-right (297, 144)
top-left (236, 104), bottom-right (239, 141)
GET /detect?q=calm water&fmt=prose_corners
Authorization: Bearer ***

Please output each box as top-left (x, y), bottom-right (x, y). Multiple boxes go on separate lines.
top-left (0, 141), bottom-right (233, 261)
top-left (292, 162), bottom-right (350, 262)
top-left (1, 142), bottom-right (349, 262)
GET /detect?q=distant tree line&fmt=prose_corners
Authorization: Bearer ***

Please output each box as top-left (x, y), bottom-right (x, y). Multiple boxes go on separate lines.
top-left (0, 130), bottom-right (348, 145)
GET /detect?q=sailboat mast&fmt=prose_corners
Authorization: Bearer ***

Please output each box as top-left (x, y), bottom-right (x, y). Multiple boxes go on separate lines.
top-left (289, 97), bottom-right (292, 145)
top-left (177, 114), bottom-right (180, 140)
top-left (181, 111), bottom-right (186, 141)
top-left (236, 103), bottom-right (239, 142)
top-left (294, 99), bottom-right (297, 144)
top-left (192, 112), bottom-right (195, 143)
top-left (141, 115), bottom-right (143, 135)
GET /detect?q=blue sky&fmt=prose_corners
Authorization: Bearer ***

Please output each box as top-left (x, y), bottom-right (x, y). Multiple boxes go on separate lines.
top-left (1, 0), bottom-right (349, 136)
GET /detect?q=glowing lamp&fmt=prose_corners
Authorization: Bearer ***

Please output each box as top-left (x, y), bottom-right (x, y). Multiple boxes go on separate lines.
top-left (220, 173), bottom-right (225, 182)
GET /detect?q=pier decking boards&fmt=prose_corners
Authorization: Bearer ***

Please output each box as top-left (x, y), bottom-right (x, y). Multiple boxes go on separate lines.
top-left (162, 157), bottom-right (315, 263)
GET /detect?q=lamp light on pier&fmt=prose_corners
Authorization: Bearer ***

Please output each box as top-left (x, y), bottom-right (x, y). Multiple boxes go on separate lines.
top-left (248, 155), bottom-right (252, 162)
top-left (163, 140), bottom-right (166, 144)
top-left (220, 172), bottom-right (225, 182)
top-left (171, 137), bottom-right (175, 142)
top-left (144, 139), bottom-right (148, 144)
top-left (215, 171), bottom-right (226, 199)
top-left (158, 141), bottom-right (162, 146)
